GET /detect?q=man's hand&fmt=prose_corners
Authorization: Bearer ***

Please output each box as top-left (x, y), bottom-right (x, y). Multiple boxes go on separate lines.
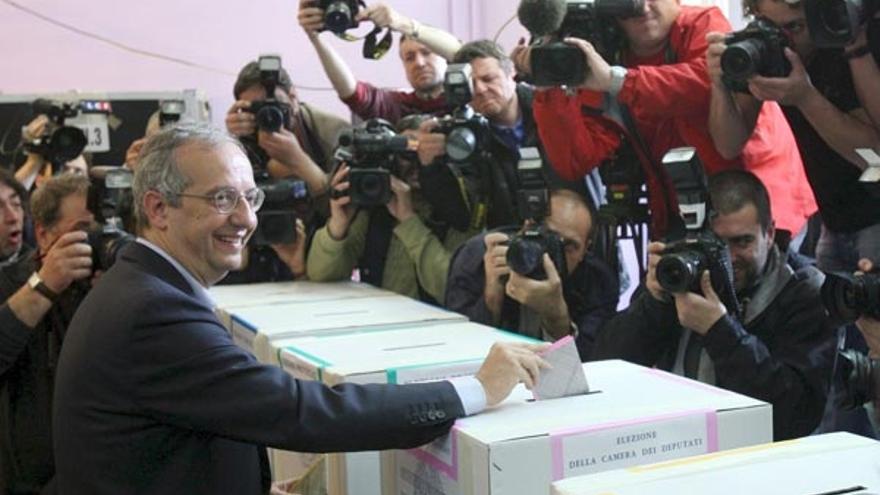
top-left (506, 255), bottom-right (571, 338)
top-left (416, 119), bottom-right (446, 166)
top-left (475, 342), bottom-right (551, 406)
top-left (270, 218), bottom-right (308, 278)
top-left (327, 165), bottom-right (356, 240)
top-left (22, 115), bottom-right (49, 144)
top-left (298, 0), bottom-right (325, 35)
top-left (706, 32), bottom-right (728, 89)
top-left (38, 231), bottom-right (93, 294)
top-left (386, 176), bottom-right (415, 222)
top-left (748, 48), bottom-right (815, 107)
top-left (226, 101), bottom-right (256, 137)
top-left (646, 241), bottom-right (670, 302)
top-left (673, 271), bottom-right (728, 335)
top-left (511, 37), bottom-right (531, 77)
top-left (564, 37), bottom-right (613, 92)
top-left (270, 478), bottom-right (302, 495)
top-left (258, 128), bottom-right (305, 169)
top-left (125, 137), bottom-right (147, 171)
top-left (483, 232), bottom-right (510, 320)
top-left (356, 2), bottom-right (409, 32)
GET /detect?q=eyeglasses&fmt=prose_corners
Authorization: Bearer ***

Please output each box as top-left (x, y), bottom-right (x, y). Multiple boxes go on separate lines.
top-left (175, 187), bottom-right (265, 214)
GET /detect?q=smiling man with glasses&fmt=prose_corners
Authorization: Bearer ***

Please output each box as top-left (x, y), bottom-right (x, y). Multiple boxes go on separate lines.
top-left (51, 123), bottom-right (549, 495)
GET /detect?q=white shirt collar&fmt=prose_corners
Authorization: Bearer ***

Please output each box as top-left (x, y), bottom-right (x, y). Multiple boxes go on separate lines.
top-left (135, 237), bottom-right (216, 308)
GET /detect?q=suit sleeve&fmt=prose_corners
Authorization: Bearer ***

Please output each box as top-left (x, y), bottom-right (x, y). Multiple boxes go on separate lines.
top-left (130, 294), bottom-right (465, 453)
top-left (617, 8), bottom-right (731, 120)
top-left (306, 210), bottom-right (368, 282)
top-left (0, 303), bottom-right (33, 378)
top-left (532, 88), bottom-right (623, 181)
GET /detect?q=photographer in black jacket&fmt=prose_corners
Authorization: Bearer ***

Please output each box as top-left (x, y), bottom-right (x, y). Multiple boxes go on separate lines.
top-left (593, 170), bottom-right (837, 440)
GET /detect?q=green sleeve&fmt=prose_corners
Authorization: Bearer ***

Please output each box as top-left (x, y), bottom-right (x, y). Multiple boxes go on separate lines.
top-left (306, 210), bottom-right (369, 282)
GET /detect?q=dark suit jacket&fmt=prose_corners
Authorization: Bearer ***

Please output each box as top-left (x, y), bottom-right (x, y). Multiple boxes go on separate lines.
top-left (52, 242), bottom-right (464, 495)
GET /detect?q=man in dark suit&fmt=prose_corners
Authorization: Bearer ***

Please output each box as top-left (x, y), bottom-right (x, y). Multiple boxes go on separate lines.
top-left (52, 123), bottom-right (547, 495)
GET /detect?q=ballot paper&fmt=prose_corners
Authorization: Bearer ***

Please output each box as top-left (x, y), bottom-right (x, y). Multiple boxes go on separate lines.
top-left (533, 336), bottom-right (590, 400)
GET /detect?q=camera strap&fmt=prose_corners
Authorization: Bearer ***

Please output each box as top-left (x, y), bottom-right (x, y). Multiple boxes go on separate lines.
top-left (358, 207), bottom-right (395, 287)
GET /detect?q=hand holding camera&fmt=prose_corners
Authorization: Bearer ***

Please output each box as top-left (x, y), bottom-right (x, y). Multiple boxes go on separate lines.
top-left (327, 164), bottom-right (356, 240)
top-left (645, 241), bottom-right (670, 302)
top-left (746, 48), bottom-right (813, 106)
top-left (225, 100), bottom-right (257, 137)
top-left (386, 176), bottom-right (415, 222)
top-left (483, 232), bottom-right (511, 319)
top-left (416, 119), bottom-right (446, 166)
top-left (38, 231), bottom-right (94, 295)
top-left (671, 271), bottom-right (728, 334)
top-left (355, 2), bottom-right (408, 32)
top-left (506, 253), bottom-right (571, 334)
top-left (257, 127), bottom-right (307, 171)
top-left (269, 218), bottom-right (308, 278)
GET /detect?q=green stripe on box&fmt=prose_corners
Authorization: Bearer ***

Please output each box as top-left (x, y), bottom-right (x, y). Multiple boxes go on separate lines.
top-left (386, 358), bottom-right (484, 384)
top-left (281, 346), bottom-right (332, 382)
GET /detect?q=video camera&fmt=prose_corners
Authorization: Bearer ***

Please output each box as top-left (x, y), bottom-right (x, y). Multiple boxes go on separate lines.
top-left (722, 18), bottom-right (792, 93)
top-left (654, 148), bottom-right (741, 315)
top-left (25, 99), bottom-right (90, 169)
top-left (434, 64), bottom-right (491, 166)
top-left (822, 270), bottom-right (880, 323)
top-left (804, 0), bottom-right (879, 53)
top-left (505, 150), bottom-right (568, 280)
top-left (522, 0), bottom-right (643, 87)
top-left (252, 178), bottom-right (312, 245)
top-left (86, 167), bottom-right (136, 271)
top-left (334, 118), bottom-right (414, 207)
top-left (159, 100), bottom-right (185, 128)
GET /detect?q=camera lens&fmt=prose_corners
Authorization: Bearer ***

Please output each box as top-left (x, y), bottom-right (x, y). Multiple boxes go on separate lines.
top-left (507, 237), bottom-right (546, 278)
top-left (446, 127), bottom-right (478, 162)
top-left (324, 1), bottom-right (353, 34)
top-left (50, 126), bottom-right (88, 163)
top-left (656, 251), bottom-right (705, 293)
top-left (722, 39), bottom-right (763, 81)
top-left (256, 106), bottom-right (285, 133)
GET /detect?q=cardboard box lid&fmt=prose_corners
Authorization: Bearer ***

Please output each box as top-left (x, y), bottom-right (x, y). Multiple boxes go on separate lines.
top-left (451, 360), bottom-right (767, 445)
top-left (552, 432), bottom-right (880, 494)
top-left (278, 322), bottom-right (538, 378)
top-left (210, 280), bottom-right (391, 310)
top-left (231, 294), bottom-right (466, 336)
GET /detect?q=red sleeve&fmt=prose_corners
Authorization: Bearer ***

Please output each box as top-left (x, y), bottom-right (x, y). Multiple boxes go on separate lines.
top-left (618, 7), bottom-right (732, 120)
top-left (341, 81), bottom-right (404, 123)
top-left (532, 88), bottom-right (623, 181)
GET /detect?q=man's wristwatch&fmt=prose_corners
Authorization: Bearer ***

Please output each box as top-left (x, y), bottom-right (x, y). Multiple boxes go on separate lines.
top-left (608, 66), bottom-right (628, 98)
top-left (28, 272), bottom-right (59, 303)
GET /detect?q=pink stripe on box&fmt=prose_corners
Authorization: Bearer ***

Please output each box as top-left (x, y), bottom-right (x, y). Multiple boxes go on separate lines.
top-left (406, 426), bottom-right (459, 482)
top-left (644, 368), bottom-right (734, 396)
top-left (706, 411), bottom-right (719, 452)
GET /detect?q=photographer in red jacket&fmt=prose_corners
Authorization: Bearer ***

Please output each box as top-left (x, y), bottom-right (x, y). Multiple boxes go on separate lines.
top-left (516, 0), bottom-right (816, 245)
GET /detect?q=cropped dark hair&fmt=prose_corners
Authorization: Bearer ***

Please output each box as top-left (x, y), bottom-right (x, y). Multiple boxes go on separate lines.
top-left (30, 174), bottom-right (90, 229)
top-left (453, 40), bottom-right (514, 75)
top-left (708, 170), bottom-right (773, 230)
top-left (233, 61), bottom-right (294, 100)
top-left (0, 168), bottom-right (28, 212)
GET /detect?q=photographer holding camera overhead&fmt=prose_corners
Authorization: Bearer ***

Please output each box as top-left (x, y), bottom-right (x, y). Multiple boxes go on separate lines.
top-left (298, 0), bottom-right (461, 123)
top-left (15, 101), bottom-right (91, 191)
top-left (592, 167), bottom-right (836, 440)
top-left (307, 114), bottom-right (478, 303)
top-left (445, 182), bottom-right (620, 361)
top-left (516, 0), bottom-right (816, 247)
top-left (0, 172), bottom-right (108, 494)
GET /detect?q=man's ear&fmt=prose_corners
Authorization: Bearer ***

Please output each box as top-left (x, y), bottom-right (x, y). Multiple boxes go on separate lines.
top-left (142, 190), bottom-right (171, 230)
top-left (34, 222), bottom-right (53, 254)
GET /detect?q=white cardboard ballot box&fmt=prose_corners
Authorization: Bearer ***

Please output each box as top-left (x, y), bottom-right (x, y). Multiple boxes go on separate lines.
top-left (551, 432), bottom-right (880, 495)
top-left (384, 360), bottom-right (773, 495)
top-left (275, 322), bottom-right (539, 495)
top-left (228, 294), bottom-right (466, 362)
top-left (209, 281), bottom-right (392, 330)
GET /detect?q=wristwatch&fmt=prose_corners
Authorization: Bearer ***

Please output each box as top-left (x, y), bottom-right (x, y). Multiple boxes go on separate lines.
top-left (608, 65), bottom-right (628, 98)
top-left (28, 272), bottom-right (58, 303)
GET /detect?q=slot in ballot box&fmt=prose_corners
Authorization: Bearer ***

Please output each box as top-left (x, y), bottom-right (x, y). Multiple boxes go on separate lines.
top-left (275, 321), bottom-right (539, 495)
top-left (384, 360), bottom-right (773, 495)
top-left (228, 294), bottom-right (466, 364)
top-left (551, 432), bottom-right (880, 495)
top-left (209, 281), bottom-right (393, 331)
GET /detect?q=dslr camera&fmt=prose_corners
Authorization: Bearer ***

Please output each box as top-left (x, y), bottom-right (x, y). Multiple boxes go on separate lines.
top-left (319, 0), bottom-right (361, 35)
top-left (505, 153), bottom-right (568, 280)
top-left (86, 167), bottom-right (136, 271)
top-left (821, 270), bottom-right (880, 324)
top-left (833, 348), bottom-right (880, 409)
top-left (804, 0), bottom-right (879, 51)
top-left (654, 148), bottom-right (740, 314)
top-left (334, 118), bottom-right (414, 207)
top-left (722, 18), bottom-right (792, 93)
top-left (25, 99), bottom-right (89, 169)
top-left (253, 178), bottom-right (312, 245)
top-left (245, 55), bottom-right (291, 133)
top-left (527, 0), bottom-right (643, 86)
top-left (434, 64), bottom-right (491, 166)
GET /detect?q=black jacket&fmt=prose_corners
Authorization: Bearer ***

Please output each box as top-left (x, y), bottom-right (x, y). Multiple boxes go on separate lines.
top-left (592, 248), bottom-right (837, 440)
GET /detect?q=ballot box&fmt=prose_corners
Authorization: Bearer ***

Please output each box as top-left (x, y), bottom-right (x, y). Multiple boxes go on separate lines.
top-left (209, 280), bottom-right (392, 330)
top-left (551, 432), bottom-right (880, 495)
top-left (228, 294), bottom-right (466, 363)
top-left (383, 360), bottom-right (773, 495)
top-left (274, 321), bottom-right (539, 495)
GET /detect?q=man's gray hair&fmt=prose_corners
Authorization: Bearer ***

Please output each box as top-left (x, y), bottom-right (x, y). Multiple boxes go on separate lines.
top-left (133, 123), bottom-right (245, 231)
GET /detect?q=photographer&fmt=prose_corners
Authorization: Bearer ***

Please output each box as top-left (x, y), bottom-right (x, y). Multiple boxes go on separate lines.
top-left (592, 170), bottom-right (836, 440)
top-left (519, 0), bottom-right (816, 244)
top-left (1, 173), bottom-right (95, 494)
top-left (446, 189), bottom-right (619, 361)
top-left (16, 114), bottom-right (89, 190)
top-left (706, 0), bottom-right (880, 272)
top-left (306, 115), bottom-right (477, 302)
top-left (298, 0), bottom-right (460, 124)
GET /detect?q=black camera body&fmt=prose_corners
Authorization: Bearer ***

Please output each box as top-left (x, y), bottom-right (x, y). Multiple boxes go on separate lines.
top-left (656, 233), bottom-right (735, 294)
top-left (805, 0), bottom-right (878, 48)
top-left (26, 99), bottom-right (89, 168)
top-left (336, 119), bottom-right (413, 207)
top-left (834, 348), bottom-right (880, 409)
top-left (86, 167), bottom-right (136, 271)
top-left (722, 18), bottom-right (792, 93)
top-left (821, 270), bottom-right (880, 324)
top-left (529, 0), bottom-right (642, 86)
top-left (244, 55), bottom-right (291, 134)
top-left (434, 64), bottom-right (492, 165)
top-left (507, 226), bottom-right (568, 280)
top-left (252, 178), bottom-right (311, 245)
top-left (320, 0), bottom-right (361, 34)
